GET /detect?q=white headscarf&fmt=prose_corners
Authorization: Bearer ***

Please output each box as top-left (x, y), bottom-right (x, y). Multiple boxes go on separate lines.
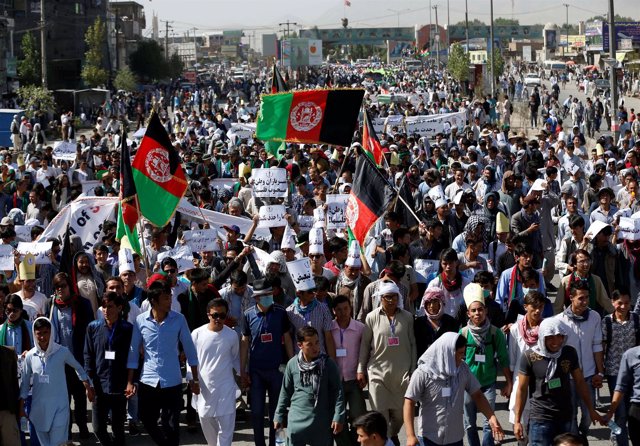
top-left (532, 318), bottom-right (567, 382)
top-left (32, 317), bottom-right (61, 359)
top-left (417, 332), bottom-right (463, 397)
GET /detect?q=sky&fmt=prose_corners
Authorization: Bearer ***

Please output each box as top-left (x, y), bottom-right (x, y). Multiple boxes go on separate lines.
top-left (137, 0), bottom-right (638, 46)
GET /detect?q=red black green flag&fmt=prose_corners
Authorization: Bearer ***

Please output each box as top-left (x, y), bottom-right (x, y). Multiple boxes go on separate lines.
top-left (362, 110), bottom-right (385, 166)
top-left (132, 113), bottom-right (188, 227)
top-left (257, 89), bottom-right (364, 147)
top-left (271, 65), bottom-right (288, 93)
top-left (116, 128), bottom-right (141, 254)
top-left (346, 152), bottom-right (395, 245)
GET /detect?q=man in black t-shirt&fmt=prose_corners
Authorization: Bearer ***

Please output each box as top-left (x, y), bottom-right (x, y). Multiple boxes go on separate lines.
top-left (513, 318), bottom-right (604, 446)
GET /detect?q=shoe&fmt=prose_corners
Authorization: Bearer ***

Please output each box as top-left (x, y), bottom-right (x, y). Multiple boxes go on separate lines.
top-left (129, 420), bottom-right (140, 436)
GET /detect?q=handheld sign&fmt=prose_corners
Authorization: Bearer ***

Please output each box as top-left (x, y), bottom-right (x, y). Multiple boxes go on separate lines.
top-left (258, 205), bottom-right (287, 228)
top-left (0, 245), bottom-right (14, 271)
top-left (252, 168), bottom-right (288, 198)
top-left (287, 258), bottom-right (315, 291)
top-left (413, 259), bottom-right (440, 283)
top-left (618, 217), bottom-right (640, 241)
top-left (326, 194), bottom-right (349, 229)
top-left (17, 242), bottom-right (52, 265)
top-left (181, 229), bottom-right (220, 253)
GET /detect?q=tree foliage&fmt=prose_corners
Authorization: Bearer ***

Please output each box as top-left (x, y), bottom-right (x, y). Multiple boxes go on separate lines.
top-left (585, 14), bottom-right (634, 22)
top-left (129, 40), bottom-right (168, 82)
top-left (114, 66), bottom-right (138, 92)
top-left (82, 18), bottom-right (109, 87)
top-left (17, 85), bottom-right (56, 118)
top-left (452, 18), bottom-right (486, 27)
top-left (18, 32), bottom-right (40, 86)
top-left (491, 50), bottom-right (505, 80)
top-left (166, 53), bottom-right (184, 79)
top-left (447, 43), bottom-right (470, 83)
top-left (494, 17), bottom-right (519, 26)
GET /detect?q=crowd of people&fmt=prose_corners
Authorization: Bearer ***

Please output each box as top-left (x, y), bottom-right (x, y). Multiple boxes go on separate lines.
top-left (1, 60), bottom-right (640, 446)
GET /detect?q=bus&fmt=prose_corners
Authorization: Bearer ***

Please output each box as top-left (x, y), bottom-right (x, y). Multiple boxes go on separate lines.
top-left (543, 60), bottom-right (567, 77)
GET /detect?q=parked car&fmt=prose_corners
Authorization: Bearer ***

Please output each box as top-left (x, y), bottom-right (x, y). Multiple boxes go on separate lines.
top-left (524, 73), bottom-right (542, 87)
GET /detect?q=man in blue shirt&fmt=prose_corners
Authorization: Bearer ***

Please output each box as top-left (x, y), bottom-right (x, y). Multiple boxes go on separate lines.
top-left (126, 278), bottom-right (200, 446)
top-left (240, 278), bottom-right (293, 446)
top-left (84, 292), bottom-right (133, 446)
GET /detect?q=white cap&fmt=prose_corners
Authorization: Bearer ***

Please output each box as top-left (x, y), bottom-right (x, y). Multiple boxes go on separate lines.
top-left (281, 224), bottom-right (297, 250)
top-left (309, 228), bottom-right (324, 255)
top-left (313, 207), bottom-right (326, 228)
top-left (345, 240), bottom-right (362, 268)
top-left (374, 280), bottom-right (401, 298)
top-left (118, 248), bottom-right (135, 274)
top-left (453, 189), bottom-right (464, 205)
top-left (435, 198), bottom-right (448, 209)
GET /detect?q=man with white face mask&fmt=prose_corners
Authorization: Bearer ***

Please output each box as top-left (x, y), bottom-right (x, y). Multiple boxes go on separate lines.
top-left (240, 278), bottom-right (294, 446)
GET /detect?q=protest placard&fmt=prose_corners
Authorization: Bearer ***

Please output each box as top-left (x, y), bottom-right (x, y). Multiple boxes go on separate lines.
top-left (413, 259), bottom-right (440, 283)
top-left (17, 242), bottom-right (52, 265)
top-left (298, 215), bottom-right (314, 232)
top-left (81, 180), bottom-right (101, 196)
top-left (157, 244), bottom-right (194, 273)
top-left (252, 168), bottom-right (288, 198)
top-left (181, 229), bottom-right (221, 253)
top-left (0, 245), bottom-right (14, 271)
top-left (52, 141), bottom-right (77, 161)
top-left (258, 205), bottom-right (286, 228)
top-left (313, 207), bottom-right (326, 228)
top-left (14, 225), bottom-right (33, 242)
top-left (618, 217), bottom-right (640, 241)
top-left (287, 258), bottom-right (315, 291)
top-left (326, 194), bottom-right (349, 229)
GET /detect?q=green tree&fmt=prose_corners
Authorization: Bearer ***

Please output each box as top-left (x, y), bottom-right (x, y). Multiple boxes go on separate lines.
top-left (453, 18), bottom-right (486, 27)
top-left (494, 17), bottom-right (519, 26)
top-left (18, 32), bottom-right (40, 86)
top-left (166, 53), bottom-right (184, 79)
top-left (490, 49), bottom-right (505, 82)
top-left (586, 14), bottom-right (634, 22)
top-left (114, 66), bottom-right (138, 92)
top-left (129, 40), bottom-right (167, 81)
top-left (447, 43), bottom-right (470, 83)
top-left (81, 18), bottom-right (109, 87)
top-left (17, 85), bottom-right (56, 118)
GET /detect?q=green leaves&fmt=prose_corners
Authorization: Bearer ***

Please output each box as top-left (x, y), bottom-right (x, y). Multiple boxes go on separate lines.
top-left (447, 43), bottom-right (470, 83)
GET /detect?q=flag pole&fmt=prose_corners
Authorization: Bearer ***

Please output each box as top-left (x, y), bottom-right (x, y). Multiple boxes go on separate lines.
top-left (134, 199), bottom-right (152, 282)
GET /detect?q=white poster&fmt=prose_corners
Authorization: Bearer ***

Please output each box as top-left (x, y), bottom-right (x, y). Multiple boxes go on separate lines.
top-left (413, 259), bottom-right (440, 283)
top-left (181, 229), bottom-right (221, 253)
top-left (618, 217), bottom-right (640, 241)
top-left (372, 111), bottom-right (467, 137)
top-left (0, 245), bottom-right (14, 271)
top-left (157, 244), bottom-right (194, 273)
top-left (258, 205), bottom-right (286, 228)
top-left (81, 180), bottom-right (101, 196)
top-left (14, 225), bottom-right (33, 242)
top-left (209, 178), bottom-right (238, 194)
top-left (252, 168), bottom-right (288, 198)
top-left (52, 141), bottom-right (77, 161)
top-left (326, 194), bottom-right (349, 229)
top-left (298, 215), bottom-right (314, 233)
top-left (17, 242), bottom-right (53, 265)
top-left (287, 258), bottom-right (315, 291)
top-left (39, 196), bottom-right (118, 252)
top-left (313, 207), bottom-right (325, 228)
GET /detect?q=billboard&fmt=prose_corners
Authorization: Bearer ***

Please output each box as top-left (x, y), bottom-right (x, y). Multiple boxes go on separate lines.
top-left (585, 21), bottom-right (603, 37)
top-left (523, 45), bottom-right (532, 62)
top-left (281, 39), bottom-right (323, 68)
top-left (448, 25), bottom-right (544, 41)
top-left (603, 22), bottom-right (640, 52)
top-left (545, 29), bottom-right (557, 50)
top-left (262, 34), bottom-right (278, 58)
top-left (300, 27), bottom-right (414, 45)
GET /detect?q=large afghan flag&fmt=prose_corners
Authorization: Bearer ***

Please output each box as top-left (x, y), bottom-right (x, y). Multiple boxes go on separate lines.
top-left (362, 110), bottom-right (385, 166)
top-left (116, 129), bottom-right (141, 254)
top-left (132, 113), bottom-right (188, 227)
top-left (346, 152), bottom-right (395, 244)
top-left (257, 89), bottom-right (364, 147)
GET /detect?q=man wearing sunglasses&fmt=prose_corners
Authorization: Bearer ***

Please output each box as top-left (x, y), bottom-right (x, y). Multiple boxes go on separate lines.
top-left (191, 298), bottom-right (239, 446)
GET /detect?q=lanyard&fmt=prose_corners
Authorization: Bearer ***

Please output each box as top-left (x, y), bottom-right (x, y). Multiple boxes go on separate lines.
top-left (107, 321), bottom-right (118, 350)
top-left (389, 317), bottom-right (397, 336)
top-left (261, 312), bottom-right (271, 334)
top-left (339, 327), bottom-right (347, 348)
top-left (38, 354), bottom-right (46, 374)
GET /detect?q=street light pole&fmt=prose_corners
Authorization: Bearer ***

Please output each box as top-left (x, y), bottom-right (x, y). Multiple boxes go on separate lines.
top-left (489, 0), bottom-right (495, 96)
top-left (608, 0), bottom-right (619, 141)
top-left (40, 0), bottom-right (47, 88)
top-left (465, 0), bottom-right (469, 53)
top-left (563, 3), bottom-right (569, 58)
top-left (433, 5), bottom-right (439, 67)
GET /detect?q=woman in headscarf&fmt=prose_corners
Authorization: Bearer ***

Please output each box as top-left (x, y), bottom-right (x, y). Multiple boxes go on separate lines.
top-left (507, 291), bottom-right (546, 445)
top-left (404, 332), bottom-right (505, 446)
top-left (414, 287), bottom-right (460, 357)
top-left (474, 192), bottom-right (507, 243)
top-left (513, 318), bottom-right (603, 446)
top-left (18, 317), bottom-right (94, 446)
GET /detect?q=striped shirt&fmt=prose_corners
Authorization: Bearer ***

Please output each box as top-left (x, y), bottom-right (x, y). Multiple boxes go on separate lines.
top-left (286, 299), bottom-right (333, 354)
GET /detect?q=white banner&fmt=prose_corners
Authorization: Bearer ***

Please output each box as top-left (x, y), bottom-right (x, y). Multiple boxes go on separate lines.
top-left (176, 199), bottom-right (271, 240)
top-left (252, 168), bottom-right (288, 198)
top-left (413, 259), bottom-right (440, 283)
top-left (258, 205), bottom-right (286, 228)
top-left (157, 244), bottom-right (194, 273)
top-left (618, 217), bottom-right (640, 241)
top-left (326, 194), bottom-right (349, 229)
top-left (181, 229), bottom-right (221, 253)
top-left (372, 111), bottom-right (467, 137)
top-left (17, 242), bottom-right (52, 265)
top-left (52, 141), bottom-right (77, 161)
top-left (0, 245), bottom-right (14, 271)
top-left (227, 123), bottom-right (256, 142)
top-left (39, 196), bottom-right (118, 252)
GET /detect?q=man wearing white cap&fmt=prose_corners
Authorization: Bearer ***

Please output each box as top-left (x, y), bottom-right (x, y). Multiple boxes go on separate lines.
top-left (357, 280), bottom-right (416, 445)
top-left (334, 240), bottom-right (371, 320)
top-left (16, 254), bottom-right (47, 321)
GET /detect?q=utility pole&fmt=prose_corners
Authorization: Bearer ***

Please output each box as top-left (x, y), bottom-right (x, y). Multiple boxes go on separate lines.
top-left (608, 0), bottom-right (619, 141)
top-left (429, 0), bottom-right (432, 59)
top-left (161, 20), bottom-right (173, 59)
top-left (446, 0), bottom-right (450, 57)
top-left (465, 0), bottom-right (469, 53)
top-left (563, 3), bottom-right (569, 57)
top-left (40, 0), bottom-right (47, 88)
top-left (489, 0), bottom-right (495, 96)
top-left (192, 27), bottom-right (198, 66)
top-left (433, 4), bottom-right (439, 67)
top-left (278, 20), bottom-right (298, 38)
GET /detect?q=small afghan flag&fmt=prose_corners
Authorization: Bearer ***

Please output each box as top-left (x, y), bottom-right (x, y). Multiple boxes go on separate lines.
top-left (271, 65), bottom-right (288, 94)
top-left (116, 128), bottom-right (141, 254)
top-left (257, 89), bottom-right (364, 147)
top-left (346, 151), bottom-right (395, 245)
top-left (132, 113), bottom-right (188, 227)
top-left (362, 110), bottom-right (385, 166)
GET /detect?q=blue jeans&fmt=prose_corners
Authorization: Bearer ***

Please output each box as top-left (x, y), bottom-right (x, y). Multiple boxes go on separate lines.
top-left (250, 367), bottom-right (283, 446)
top-left (570, 377), bottom-right (595, 437)
top-left (529, 419), bottom-right (572, 446)
top-left (607, 375), bottom-right (630, 446)
top-left (464, 384), bottom-right (496, 446)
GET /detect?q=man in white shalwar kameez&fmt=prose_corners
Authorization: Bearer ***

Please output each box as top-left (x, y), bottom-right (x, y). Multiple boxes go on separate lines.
top-left (190, 298), bottom-right (240, 446)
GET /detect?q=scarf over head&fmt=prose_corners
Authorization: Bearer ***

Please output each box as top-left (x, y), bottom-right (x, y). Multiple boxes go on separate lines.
top-left (532, 318), bottom-right (567, 382)
top-left (418, 332), bottom-right (462, 397)
top-left (422, 287), bottom-right (445, 320)
top-left (32, 316), bottom-right (62, 360)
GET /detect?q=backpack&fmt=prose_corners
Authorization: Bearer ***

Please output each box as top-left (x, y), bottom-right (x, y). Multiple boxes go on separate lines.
top-left (604, 312), bottom-right (640, 351)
